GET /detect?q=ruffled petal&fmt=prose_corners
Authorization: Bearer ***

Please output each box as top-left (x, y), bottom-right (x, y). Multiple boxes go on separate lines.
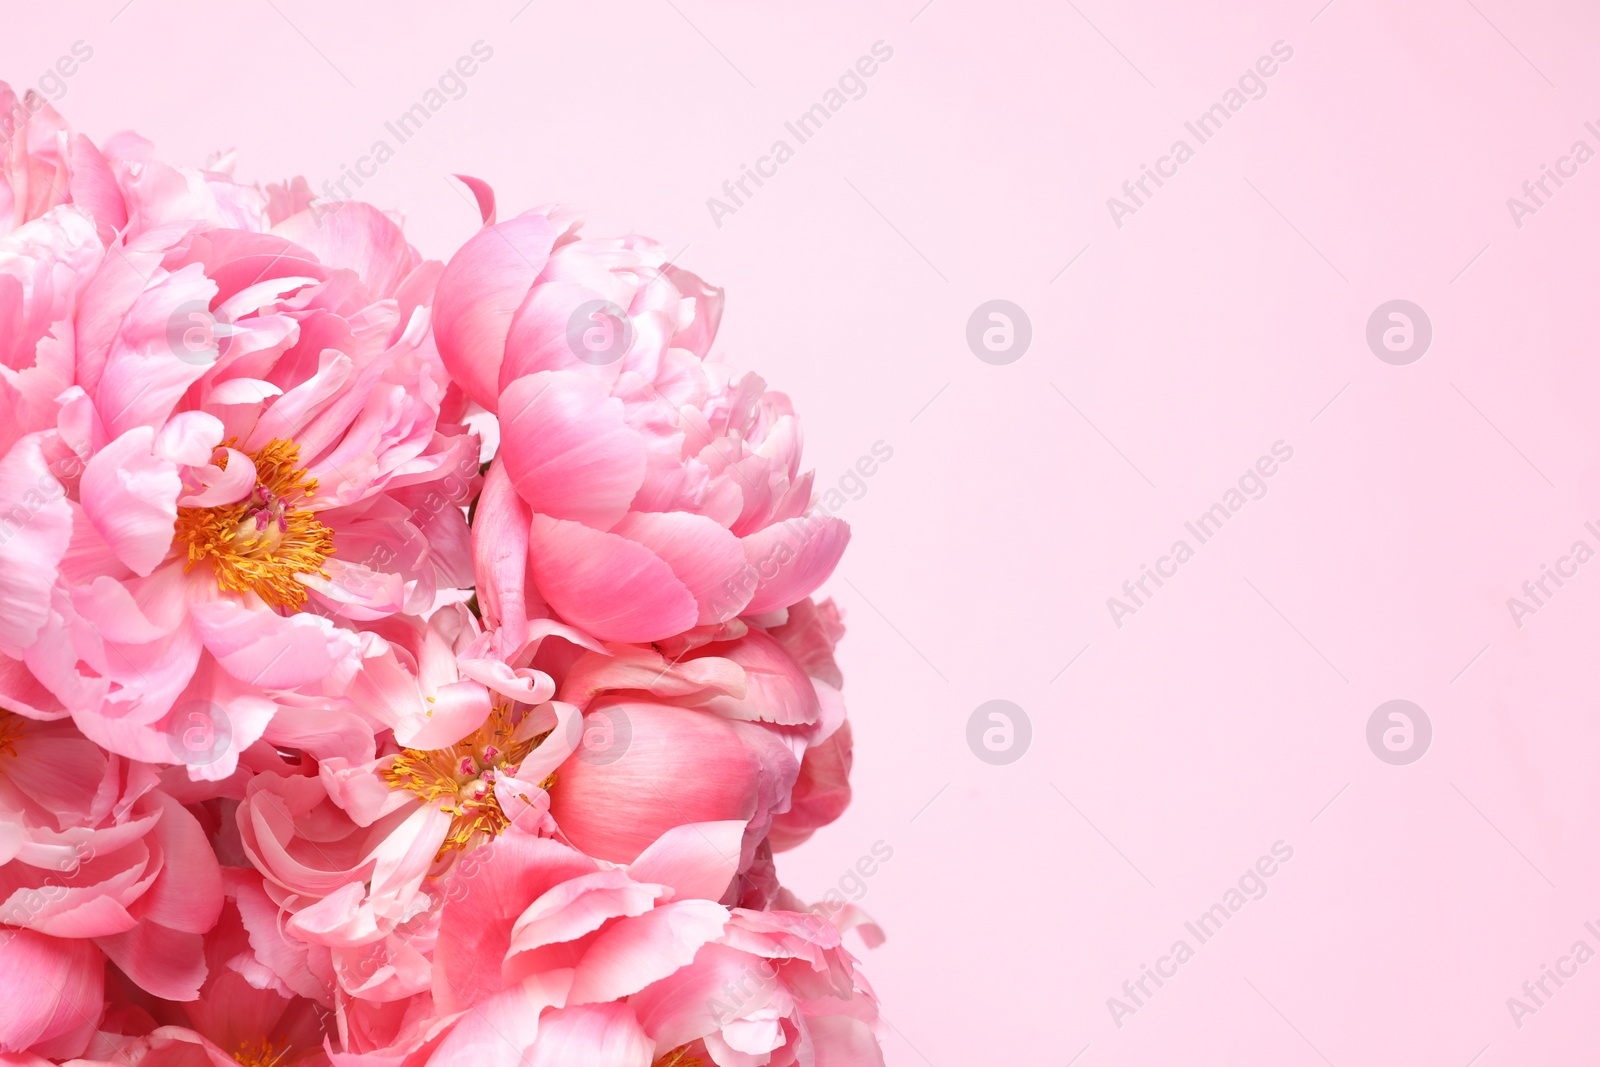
top-left (0, 435), bottom-right (72, 652)
top-left (78, 427), bottom-right (179, 578)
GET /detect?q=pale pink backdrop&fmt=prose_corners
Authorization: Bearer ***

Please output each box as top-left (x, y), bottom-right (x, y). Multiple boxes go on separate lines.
top-left (9, 0), bottom-right (1600, 1061)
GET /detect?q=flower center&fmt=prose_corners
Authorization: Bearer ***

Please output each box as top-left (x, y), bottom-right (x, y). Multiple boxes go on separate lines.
top-left (174, 439), bottom-right (333, 610)
top-left (655, 1047), bottom-right (705, 1067)
top-left (232, 1039), bottom-right (289, 1067)
top-left (382, 703), bottom-right (550, 856)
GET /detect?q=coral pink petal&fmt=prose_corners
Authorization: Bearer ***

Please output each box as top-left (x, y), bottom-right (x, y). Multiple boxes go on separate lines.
top-left (433, 835), bottom-right (596, 1014)
top-left (93, 263), bottom-right (217, 438)
top-left (696, 630), bottom-right (821, 726)
top-left (507, 869), bottom-right (662, 962)
top-left (629, 944), bottom-right (752, 1052)
top-left (176, 448), bottom-right (255, 508)
top-left (610, 511), bottom-right (749, 625)
top-left (558, 645), bottom-right (744, 711)
top-left (566, 899), bottom-right (730, 1005)
top-left (301, 558), bottom-right (407, 621)
top-left (67, 134), bottom-right (128, 241)
top-left (626, 821), bottom-right (745, 902)
top-left (0, 931), bottom-right (102, 1058)
top-left (138, 793), bottom-right (225, 932)
top-left (456, 657), bottom-right (554, 707)
top-left (95, 921), bottom-right (208, 1001)
top-left (498, 372), bottom-right (646, 529)
top-left (397, 679), bottom-right (491, 750)
top-left (470, 457), bottom-right (532, 647)
top-left (549, 703), bottom-right (762, 863)
top-left (433, 214), bottom-right (556, 411)
top-left (527, 516), bottom-right (696, 644)
top-left (426, 972), bottom-right (571, 1066)
top-left (498, 279), bottom-right (610, 382)
top-left (661, 265), bottom-right (724, 358)
top-left (452, 174), bottom-right (496, 226)
top-left (153, 411), bottom-right (224, 467)
top-left (740, 514), bottom-right (850, 615)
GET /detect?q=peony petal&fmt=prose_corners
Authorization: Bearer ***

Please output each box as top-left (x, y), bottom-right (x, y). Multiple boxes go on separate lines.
top-left (432, 834), bottom-right (595, 1014)
top-left (137, 792), bottom-right (225, 933)
top-left (0, 435), bottom-right (72, 653)
top-left (189, 599), bottom-right (359, 690)
top-left (528, 516), bottom-right (696, 644)
top-left (78, 427), bottom-right (180, 578)
top-left (567, 899), bottom-right (730, 1005)
top-left (272, 201), bottom-right (416, 299)
top-left (152, 411), bottom-right (223, 467)
top-left (425, 972), bottom-right (571, 1067)
top-left (549, 703), bottom-right (766, 864)
top-left (0, 931), bottom-right (102, 1057)
top-left (452, 174), bottom-right (497, 226)
top-left (627, 821), bottom-right (745, 903)
top-left (693, 630), bottom-right (820, 726)
top-left (610, 511), bottom-right (749, 626)
top-left (94, 263), bottom-right (218, 438)
top-left (95, 922), bottom-right (208, 1001)
top-left (740, 514), bottom-right (850, 615)
top-left (507, 870), bottom-right (663, 961)
top-left (499, 372), bottom-right (646, 529)
top-left (469, 456), bottom-right (533, 649)
top-left (67, 134), bottom-right (129, 241)
top-left (433, 214), bottom-right (556, 411)
top-left (522, 1003), bottom-right (652, 1067)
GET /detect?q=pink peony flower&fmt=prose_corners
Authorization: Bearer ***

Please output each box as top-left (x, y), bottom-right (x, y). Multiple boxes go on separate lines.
top-left (0, 713), bottom-right (223, 1059)
top-left (0, 114), bottom-right (477, 774)
top-left (0, 85), bottom-right (883, 1067)
top-left (436, 192), bottom-right (847, 645)
top-left (627, 900), bottom-right (885, 1067)
top-left (232, 614), bottom-right (568, 1004)
top-left (81, 892), bottom-right (333, 1067)
top-left (423, 829), bottom-right (882, 1067)
top-left (546, 630), bottom-right (839, 871)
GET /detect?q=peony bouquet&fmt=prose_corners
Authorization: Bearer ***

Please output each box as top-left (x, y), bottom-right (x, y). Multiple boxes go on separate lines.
top-left (0, 82), bottom-right (884, 1067)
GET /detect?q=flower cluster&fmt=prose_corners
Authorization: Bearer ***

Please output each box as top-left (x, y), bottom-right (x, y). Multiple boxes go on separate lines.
top-left (0, 85), bottom-right (881, 1067)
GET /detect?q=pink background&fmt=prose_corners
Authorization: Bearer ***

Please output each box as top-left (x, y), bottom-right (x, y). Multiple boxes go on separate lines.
top-left (11, 0), bottom-right (1600, 1061)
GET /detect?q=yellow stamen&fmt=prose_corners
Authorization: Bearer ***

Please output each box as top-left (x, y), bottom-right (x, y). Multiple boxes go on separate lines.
top-left (655, 1047), bottom-right (705, 1067)
top-left (382, 702), bottom-right (546, 857)
top-left (232, 1039), bottom-right (289, 1067)
top-left (174, 439), bottom-right (333, 610)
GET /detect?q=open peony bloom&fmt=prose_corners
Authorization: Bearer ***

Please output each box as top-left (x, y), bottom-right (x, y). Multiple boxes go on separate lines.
top-left (0, 116), bottom-right (476, 774)
top-left (0, 713), bottom-right (223, 1059)
top-left (0, 83), bottom-right (882, 1067)
top-left (436, 194), bottom-right (848, 644)
top-left (422, 830), bottom-right (883, 1067)
top-left (80, 892), bottom-right (334, 1067)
